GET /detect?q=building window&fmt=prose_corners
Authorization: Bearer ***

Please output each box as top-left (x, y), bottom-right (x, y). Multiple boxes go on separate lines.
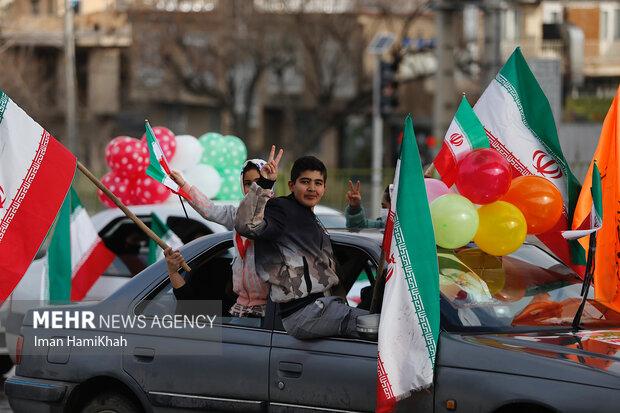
top-left (31, 0), bottom-right (40, 14)
top-left (615, 9), bottom-right (620, 40)
top-left (602, 11), bottom-right (609, 40)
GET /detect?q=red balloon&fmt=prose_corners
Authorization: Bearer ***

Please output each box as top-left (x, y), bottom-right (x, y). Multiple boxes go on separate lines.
top-left (456, 149), bottom-right (512, 204)
top-left (98, 172), bottom-right (137, 208)
top-left (105, 136), bottom-right (148, 177)
top-left (141, 126), bottom-right (176, 160)
top-left (134, 175), bottom-right (171, 205)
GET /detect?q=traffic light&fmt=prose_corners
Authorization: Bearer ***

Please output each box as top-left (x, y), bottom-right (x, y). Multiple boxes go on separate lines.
top-left (380, 60), bottom-right (399, 116)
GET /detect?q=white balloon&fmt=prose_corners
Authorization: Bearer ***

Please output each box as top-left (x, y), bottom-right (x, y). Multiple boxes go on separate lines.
top-left (183, 164), bottom-right (222, 199)
top-left (170, 135), bottom-right (204, 172)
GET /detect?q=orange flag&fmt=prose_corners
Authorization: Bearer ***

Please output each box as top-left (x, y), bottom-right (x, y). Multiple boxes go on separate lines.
top-left (571, 86), bottom-right (620, 311)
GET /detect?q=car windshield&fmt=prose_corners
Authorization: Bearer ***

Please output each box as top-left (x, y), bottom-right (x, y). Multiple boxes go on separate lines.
top-left (439, 244), bottom-right (620, 332)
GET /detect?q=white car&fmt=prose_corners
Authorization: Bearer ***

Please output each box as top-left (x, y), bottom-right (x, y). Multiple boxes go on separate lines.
top-left (2, 201), bottom-right (346, 364)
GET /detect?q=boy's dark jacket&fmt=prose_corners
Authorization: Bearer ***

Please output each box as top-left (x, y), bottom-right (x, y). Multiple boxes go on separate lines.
top-left (234, 182), bottom-right (339, 303)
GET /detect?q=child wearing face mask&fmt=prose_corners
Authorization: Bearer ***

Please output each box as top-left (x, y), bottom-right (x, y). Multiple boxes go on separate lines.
top-left (344, 181), bottom-right (391, 229)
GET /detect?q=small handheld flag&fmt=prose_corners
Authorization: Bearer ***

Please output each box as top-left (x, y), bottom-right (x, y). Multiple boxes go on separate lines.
top-left (562, 163), bottom-right (603, 240)
top-left (145, 120), bottom-right (191, 201)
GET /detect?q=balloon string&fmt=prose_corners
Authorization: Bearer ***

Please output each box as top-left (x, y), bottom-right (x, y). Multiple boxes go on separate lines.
top-left (179, 195), bottom-right (189, 219)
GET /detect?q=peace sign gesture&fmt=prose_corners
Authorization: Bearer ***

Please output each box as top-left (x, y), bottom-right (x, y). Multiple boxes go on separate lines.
top-left (346, 180), bottom-right (362, 208)
top-left (260, 145), bottom-right (284, 181)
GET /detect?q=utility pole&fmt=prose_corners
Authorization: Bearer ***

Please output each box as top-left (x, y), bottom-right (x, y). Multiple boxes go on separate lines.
top-left (483, 0), bottom-right (502, 86)
top-left (64, 0), bottom-right (77, 155)
top-left (367, 33), bottom-right (394, 218)
top-left (433, 1), bottom-right (458, 145)
top-left (371, 55), bottom-right (383, 218)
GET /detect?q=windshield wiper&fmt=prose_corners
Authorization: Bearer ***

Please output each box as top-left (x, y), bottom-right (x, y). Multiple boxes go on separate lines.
top-left (572, 233), bottom-right (597, 331)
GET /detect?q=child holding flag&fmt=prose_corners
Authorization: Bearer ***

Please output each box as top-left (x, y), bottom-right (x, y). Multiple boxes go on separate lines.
top-left (164, 146), bottom-right (284, 318)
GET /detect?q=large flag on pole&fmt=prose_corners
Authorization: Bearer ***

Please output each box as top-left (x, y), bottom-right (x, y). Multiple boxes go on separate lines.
top-left (48, 188), bottom-right (116, 302)
top-left (565, 87), bottom-right (619, 311)
top-left (474, 48), bottom-right (584, 273)
top-left (433, 96), bottom-right (489, 186)
top-left (0, 90), bottom-right (76, 302)
top-left (145, 121), bottom-right (191, 201)
top-left (377, 116), bottom-right (439, 413)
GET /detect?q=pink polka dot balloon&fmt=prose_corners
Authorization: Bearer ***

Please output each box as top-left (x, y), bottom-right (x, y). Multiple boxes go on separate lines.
top-left (105, 136), bottom-right (149, 178)
top-left (98, 171), bottom-right (137, 208)
top-left (140, 126), bottom-right (176, 160)
top-left (134, 174), bottom-right (171, 205)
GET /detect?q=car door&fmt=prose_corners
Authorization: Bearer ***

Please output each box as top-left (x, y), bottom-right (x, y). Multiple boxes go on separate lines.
top-left (269, 330), bottom-right (377, 412)
top-left (122, 240), bottom-right (271, 412)
top-left (267, 241), bottom-right (435, 412)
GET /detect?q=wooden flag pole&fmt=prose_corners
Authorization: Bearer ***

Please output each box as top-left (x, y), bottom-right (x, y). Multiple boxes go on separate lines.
top-left (424, 163), bottom-right (435, 178)
top-left (77, 161), bottom-right (191, 272)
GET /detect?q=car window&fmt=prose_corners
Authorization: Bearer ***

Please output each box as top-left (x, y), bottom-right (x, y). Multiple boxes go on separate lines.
top-left (139, 241), bottom-right (265, 329)
top-left (273, 243), bottom-right (377, 333)
top-left (439, 244), bottom-right (620, 331)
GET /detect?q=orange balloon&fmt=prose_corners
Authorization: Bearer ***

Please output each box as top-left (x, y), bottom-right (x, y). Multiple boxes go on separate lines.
top-left (501, 176), bottom-right (563, 235)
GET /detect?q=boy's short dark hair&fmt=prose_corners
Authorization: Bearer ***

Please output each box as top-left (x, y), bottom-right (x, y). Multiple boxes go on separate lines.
top-left (290, 156), bottom-right (327, 182)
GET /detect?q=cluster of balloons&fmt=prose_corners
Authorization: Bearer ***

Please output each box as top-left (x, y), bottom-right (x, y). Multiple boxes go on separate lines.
top-left (198, 132), bottom-right (247, 201)
top-left (428, 148), bottom-right (563, 256)
top-left (99, 128), bottom-right (177, 207)
top-left (99, 127), bottom-right (249, 208)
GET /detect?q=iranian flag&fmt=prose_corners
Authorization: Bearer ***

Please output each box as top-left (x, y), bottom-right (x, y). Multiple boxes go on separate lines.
top-left (48, 188), bottom-right (116, 302)
top-left (145, 121), bottom-right (191, 200)
top-left (377, 116), bottom-right (439, 413)
top-left (148, 213), bottom-right (183, 265)
top-left (474, 48), bottom-right (584, 272)
top-left (0, 90), bottom-right (76, 302)
top-left (433, 96), bottom-right (489, 186)
top-left (562, 163), bottom-right (603, 240)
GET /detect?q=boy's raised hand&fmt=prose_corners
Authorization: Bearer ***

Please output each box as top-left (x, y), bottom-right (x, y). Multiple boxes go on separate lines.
top-left (261, 145), bottom-right (284, 181)
top-left (346, 180), bottom-right (362, 208)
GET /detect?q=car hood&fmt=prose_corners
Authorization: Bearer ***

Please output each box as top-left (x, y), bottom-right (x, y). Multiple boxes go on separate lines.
top-left (440, 329), bottom-right (620, 389)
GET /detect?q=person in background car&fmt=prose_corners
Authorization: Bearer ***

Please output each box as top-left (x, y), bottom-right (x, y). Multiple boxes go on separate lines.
top-left (344, 181), bottom-right (391, 229)
top-left (235, 156), bottom-right (369, 339)
top-left (165, 146), bottom-right (283, 318)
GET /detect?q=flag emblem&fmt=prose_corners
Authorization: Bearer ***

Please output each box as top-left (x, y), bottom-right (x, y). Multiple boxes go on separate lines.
top-left (449, 133), bottom-right (463, 147)
top-left (533, 150), bottom-right (563, 179)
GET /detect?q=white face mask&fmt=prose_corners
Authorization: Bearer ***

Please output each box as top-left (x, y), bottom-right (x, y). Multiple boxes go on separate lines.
top-left (380, 208), bottom-right (389, 222)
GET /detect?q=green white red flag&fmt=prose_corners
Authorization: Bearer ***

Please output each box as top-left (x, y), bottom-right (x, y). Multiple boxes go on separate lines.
top-left (474, 48), bottom-right (584, 272)
top-left (377, 116), bottom-right (440, 412)
top-left (562, 163), bottom-right (603, 240)
top-left (433, 96), bottom-right (489, 186)
top-left (145, 121), bottom-right (191, 201)
top-left (148, 213), bottom-right (183, 265)
top-left (0, 90), bottom-right (76, 302)
top-left (47, 188), bottom-right (116, 302)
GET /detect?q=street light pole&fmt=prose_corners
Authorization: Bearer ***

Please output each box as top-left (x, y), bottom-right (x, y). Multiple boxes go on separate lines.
top-left (64, 0), bottom-right (77, 155)
top-left (371, 54), bottom-right (383, 219)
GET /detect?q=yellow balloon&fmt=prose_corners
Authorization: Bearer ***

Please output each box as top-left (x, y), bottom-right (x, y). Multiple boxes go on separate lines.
top-left (474, 201), bottom-right (527, 256)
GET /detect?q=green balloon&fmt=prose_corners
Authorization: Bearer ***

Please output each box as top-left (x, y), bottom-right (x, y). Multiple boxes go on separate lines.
top-left (430, 194), bottom-right (479, 249)
top-left (198, 133), bottom-right (227, 170)
top-left (222, 135), bottom-right (247, 166)
top-left (214, 169), bottom-right (243, 201)
top-left (198, 133), bottom-right (248, 172)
